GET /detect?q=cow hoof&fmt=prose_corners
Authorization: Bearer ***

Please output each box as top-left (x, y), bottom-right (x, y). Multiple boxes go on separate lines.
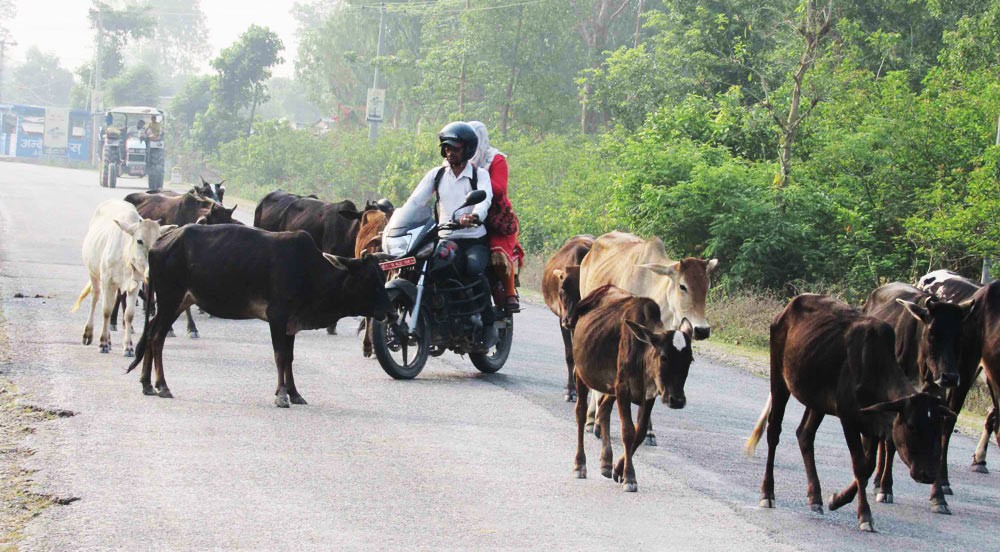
top-left (167, 330), bottom-right (176, 338)
top-left (82, 336), bottom-right (92, 345)
top-left (644, 435), bottom-right (657, 447)
top-left (930, 503), bottom-right (952, 515)
top-left (99, 344), bottom-right (110, 354)
top-left (876, 493), bottom-right (893, 504)
top-left (601, 466), bottom-right (613, 479)
top-left (622, 482), bottom-right (638, 493)
top-left (941, 485), bottom-right (953, 496)
top-left (110, 324), bottom-right (117, 332)
top-left (290, 395), bottom-right (308, 405)
top-left (593, 425), bottom-right (602, 439)
top-left (565, 392), bottom-right (576, 403)
top-left (971, 462), bottom-right (989, 474)
top-left (123, 348), bottom-right (134, 358)
top-left (809, 503), bottom-right (824, 514)
top-left (142, 385), bottom-right (157, 396)
top-left (759, 498), bottom-right (775, 508)
top-left (275, 395), bottom-right (290, 408)
top-left (574, 466), bottom-right (586, 479)
top-left (584, 422), bottom-right (594, 434)
top-left (157, 388), bottom-right (173, 399)
top-left (188, 331), bottom-right (199, 339)
top-left (859, 521), bottom-right (875, 533)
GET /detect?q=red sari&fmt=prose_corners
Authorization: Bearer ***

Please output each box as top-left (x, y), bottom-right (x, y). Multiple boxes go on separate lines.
top-left (486, 154), bottom-right (524, 272)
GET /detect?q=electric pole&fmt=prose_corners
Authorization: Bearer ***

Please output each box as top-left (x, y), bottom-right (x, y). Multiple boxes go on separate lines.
top-left (91, 6), bottom-right (104, 164)
top-left (368, 2), bottom-right (387, 145)
top-left (984, 114), bottom-right (1000, 284)
top-left (0, 37), bottom-right (16, 104)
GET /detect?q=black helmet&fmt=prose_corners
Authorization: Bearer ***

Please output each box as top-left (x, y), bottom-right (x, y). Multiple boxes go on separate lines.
top-left (438, 121), bottom-right (478, 162)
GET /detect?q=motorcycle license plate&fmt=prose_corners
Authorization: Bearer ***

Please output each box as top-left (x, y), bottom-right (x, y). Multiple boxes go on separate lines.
top-left (380, 257), bottom-right (416, 271)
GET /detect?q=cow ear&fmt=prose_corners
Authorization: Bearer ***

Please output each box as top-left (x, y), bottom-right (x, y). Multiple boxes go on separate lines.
top-left (896, 298), bottom-right (930, 323)
top-left (552, 269), bottom-right (565, 281)
top-left (115, 219), bottom-right (138, 236)
top-left (859, 396), bottom-right (909, 414)
top-left (624, 319), bottom-right (655, 345)
top-left (958, 298), bottom-right (976, 320)
top-left (638, 262), bottom-right (678, 278)
top-left (706, 258), bottom-right (719, 273)
top-left (323, 253), bottom-right (350, 271)
top-left (339, 209), bottom-right (363, 220)
top-left (937, 404), bottom-right (957, 422)
top-left (159, 224), bottom-right (178, 233)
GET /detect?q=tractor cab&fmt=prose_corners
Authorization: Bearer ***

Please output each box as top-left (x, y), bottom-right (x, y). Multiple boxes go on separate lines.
top-left (99, 106), bottom-right (165, 189)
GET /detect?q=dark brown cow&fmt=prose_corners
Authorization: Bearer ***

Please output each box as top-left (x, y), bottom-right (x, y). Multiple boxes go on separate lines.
top-left (569, 285), bottom-right (693, 492)
top-left (863, 283), bottom-right (973, 513)
top-left (745, 294), bottom-right (953, 532)
top-left (127, 224), bottom-right (391, 406)
top-left (542, 235), bottom-right (594, 402)
top-left (979, 282), bottom-right (1000, 466)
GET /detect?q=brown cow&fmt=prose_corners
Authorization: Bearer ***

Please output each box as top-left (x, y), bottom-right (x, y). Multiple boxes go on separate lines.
top-left (863, 282), bottom-right (973, 513)
top-left (746, 294), bottom-right (954, 532)
top-left (580, 231), bottom-right (717, 444)
top-left (340, 207), bottom-right (390, 357)
top-left (968, 282), bottom-right (1000, 475)
top-left (569, 285), bottom-right (693, 492)
top-left (542, 235), bottom-right (594, 402)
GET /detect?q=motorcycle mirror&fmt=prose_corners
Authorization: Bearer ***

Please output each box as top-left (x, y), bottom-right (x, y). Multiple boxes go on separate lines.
top-left (451, 190), bottom-right (488, 221)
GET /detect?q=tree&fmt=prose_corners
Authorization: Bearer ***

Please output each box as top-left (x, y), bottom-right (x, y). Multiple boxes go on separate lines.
top-left (7, 47), bottom-right (74, 106)
top-left (137, 0), bottom-right (210, 88)
top-left (89, 1), bottom-right (156, 81)
top-left (210, 24), bottom-right (284, 135)
top-left (105, 63), bottom-right (160, 106)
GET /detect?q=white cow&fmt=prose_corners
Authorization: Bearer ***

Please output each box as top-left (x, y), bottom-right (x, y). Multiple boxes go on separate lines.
top-left (72, 200), bottom-right (174, 356)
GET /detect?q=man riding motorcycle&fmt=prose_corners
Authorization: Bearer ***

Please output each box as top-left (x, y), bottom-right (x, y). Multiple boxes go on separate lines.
top-left (402, 121), bottom-right (498, 348)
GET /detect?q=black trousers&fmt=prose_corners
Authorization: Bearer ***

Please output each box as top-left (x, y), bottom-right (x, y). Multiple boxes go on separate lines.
top-left (452, 236), bottom-right (495, 324)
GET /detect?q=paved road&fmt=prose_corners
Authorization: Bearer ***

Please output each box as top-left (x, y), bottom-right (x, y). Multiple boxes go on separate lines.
top-left (1, 163), bottom-right (999, 551)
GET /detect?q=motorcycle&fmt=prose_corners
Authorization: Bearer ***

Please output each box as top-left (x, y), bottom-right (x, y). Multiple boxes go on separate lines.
top-left (372, 190), bottom-right (514, 379)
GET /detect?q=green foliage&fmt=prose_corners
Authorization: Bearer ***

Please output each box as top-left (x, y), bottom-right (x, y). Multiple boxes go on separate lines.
top-left (88, 1), bottom-right (156, 81)
top-left (104, 64), bottom-right (160, 107)
top-left (7, 47), bottom-right (74, 107)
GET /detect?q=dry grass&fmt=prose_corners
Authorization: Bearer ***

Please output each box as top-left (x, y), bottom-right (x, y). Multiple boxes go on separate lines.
top-left (706, 288), bottom-right (785, 352)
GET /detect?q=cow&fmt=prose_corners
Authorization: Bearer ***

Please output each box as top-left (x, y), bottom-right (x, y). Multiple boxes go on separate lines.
top-left (862, 282), bottom-right (973, 513)
top-left (915, 270), bottom-right (1000, 477)
top-left (195, 177), bottom-right (226, 203)
top-left (121, 189), bottom-right (240, 338)
top-left (568, 284), bottom-right (693, 492)
top-left (745, 294), bottom-right (953, 532)
top-left (339, 206), bottom-right (391, 357)
top-left (127, 224), bottom-right (392, 407)
top-left (542, 235), bottom-right (595, 402)
top-left (977, 282), bottom-right (1000, 475)
top-left (71, 200), bottom-right (174, 357)
top-left (579, 231), bottom-right (718, 444)
top-left (254, 191), bottom-right (392, 335)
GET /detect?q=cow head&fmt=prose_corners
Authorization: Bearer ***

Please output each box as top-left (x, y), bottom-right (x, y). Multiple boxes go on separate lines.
top-left (896, 297), bottom-right (974, 388)
top-left (861, 393), bottom-right (954, 484)
top-left (639, 257), bottom-right (718, 341)
top-left (552, 266), bottom-right (582, 329)
top-left (205, 203), bottom-right (238, 224)
top-left (197, 177), bottom-right (226, 203)
top-left (114, 218), bottom-right (176, 285)
top-left (322, 252), bottom-right (392, 321)
top-left (625, 318), bottom-right (694, 409)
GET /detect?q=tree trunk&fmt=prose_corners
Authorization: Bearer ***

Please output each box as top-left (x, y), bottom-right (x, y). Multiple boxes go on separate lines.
top-left (500, 5), bottom-right (525, 135)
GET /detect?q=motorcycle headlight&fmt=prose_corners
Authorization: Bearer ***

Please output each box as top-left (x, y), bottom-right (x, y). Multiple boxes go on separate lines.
top-left (384, 235), bottom-right (411, 257)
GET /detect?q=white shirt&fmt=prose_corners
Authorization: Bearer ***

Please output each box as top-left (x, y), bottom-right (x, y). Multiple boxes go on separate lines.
top-left (405, 162), bottom-right (493, 239)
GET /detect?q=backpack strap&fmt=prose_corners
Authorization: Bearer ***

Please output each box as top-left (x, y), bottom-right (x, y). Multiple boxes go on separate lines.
top-left (433, 164), bottom-right (479, 218)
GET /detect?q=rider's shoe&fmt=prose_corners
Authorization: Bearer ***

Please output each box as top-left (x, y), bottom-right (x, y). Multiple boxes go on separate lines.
top-left (504, 296), bottom-right (520, 313)
top-left (483, 324), bottom-right (499, 349)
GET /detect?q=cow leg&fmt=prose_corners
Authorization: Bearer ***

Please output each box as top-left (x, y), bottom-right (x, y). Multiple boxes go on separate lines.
top-left (151, 292), bottom-right (187, 399)
top-left (109, 291), bottom-right (123, 332)
top-left (974, 405), bottom-right (997, 473)
top-left (760, 386), bottom-right (791, 508)
top-left (363, 317), bottom-right (374, 358)
top-left (561, 327), bottom-right (576, 402)
top-left (613, 385), bottom-right (639, 492)
top-left (796, 408), bottom-right (826, 512)
top-left (82, 276), bottom-right (100, 346)
top-left (98, 279), bottom-right (116, 353)
top-left (614, 398), bottom-right (655, 483)
top-left (644, 418), bottom-right (656, 447)
top-left (596, 393), bottom-right (616, 478)
top-left (828, 424), bottom-right (877, 532)
top-left (282, 334), bottom-right (306, 405)
top-left (876, 440), bottom-right (896, 504)
top-left (185, 308), bottom-right (199, 339)
top-left (573, 376), bottom-right (590, 479)
top-left (928, 383), bottom-right (972, 512)
top-left (586, 392), bottom-right (600, 437)
top-left (122, 287), bottom-right (138, 357)
top-left (269, 320), bottom-right (292, 408)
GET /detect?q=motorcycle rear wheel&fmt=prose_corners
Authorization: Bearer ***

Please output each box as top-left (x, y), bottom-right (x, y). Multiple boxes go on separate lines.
top-left (372, 293), bottom-right (430, 380)
top-left (470, 317), bottom-right (513, 374)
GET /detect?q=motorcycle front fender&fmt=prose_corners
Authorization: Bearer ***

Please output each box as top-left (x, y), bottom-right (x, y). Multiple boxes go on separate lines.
top-left (385, 278), bottom-right (418, 306)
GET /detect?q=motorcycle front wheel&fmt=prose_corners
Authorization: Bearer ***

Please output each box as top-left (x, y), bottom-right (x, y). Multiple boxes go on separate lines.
top-left (372, 293), bottom-right (430, 380)
top-left (470, 316), bottom-right (513, 374)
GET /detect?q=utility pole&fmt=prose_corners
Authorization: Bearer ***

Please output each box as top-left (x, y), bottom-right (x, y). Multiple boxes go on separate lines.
top-left (984, 115), bottom-right (1000, 284)
top-left (0, 37), bottom-right (16, 104)
top-left (368, 2), bottom-right (387, 145)
top-left (91, 6), bottom-right (104, 164)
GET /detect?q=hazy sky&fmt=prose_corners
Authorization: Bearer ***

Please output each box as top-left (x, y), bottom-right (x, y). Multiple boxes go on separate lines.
top-left (7, 0), bottom-right (300, 77)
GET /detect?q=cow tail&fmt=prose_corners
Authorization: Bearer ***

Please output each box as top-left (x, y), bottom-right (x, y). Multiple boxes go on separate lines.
top-left (70, 282), bottom-right (92, 313)
top-left (127, 284), bottom-right (154, 374)
top-left (744, 394), bottom-right (772, 457)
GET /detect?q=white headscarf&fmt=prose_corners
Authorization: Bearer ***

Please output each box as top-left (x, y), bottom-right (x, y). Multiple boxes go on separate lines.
top-left (468, 121), bottom-right (505, 170)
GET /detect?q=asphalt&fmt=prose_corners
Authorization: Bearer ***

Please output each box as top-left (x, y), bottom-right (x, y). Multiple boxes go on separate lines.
top-left (2, 163), bottom-right (999, 551)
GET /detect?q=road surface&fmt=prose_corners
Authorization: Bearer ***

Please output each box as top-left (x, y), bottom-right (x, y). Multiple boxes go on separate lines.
top-left (1, 163), bottom-right (998, 551)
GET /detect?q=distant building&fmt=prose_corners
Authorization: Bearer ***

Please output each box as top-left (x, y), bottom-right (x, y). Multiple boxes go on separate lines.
top-left (0, 104), bottom-right (92, 161)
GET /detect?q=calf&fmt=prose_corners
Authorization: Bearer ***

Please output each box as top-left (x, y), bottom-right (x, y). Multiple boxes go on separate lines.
top-left (127, 224), bottom-right (391, 407)
top-left (542, 235), bottom-right (594, 402)
top-left (863, 283), bottom-right (973, 513)
top-left (569, 285), bottom-right (693, 492)
top-left (746, 294), bottom-right (953, 532)
top-left (71, 200), bottom-right (173, 356)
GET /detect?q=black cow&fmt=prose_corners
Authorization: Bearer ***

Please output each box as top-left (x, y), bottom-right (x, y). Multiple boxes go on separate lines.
top-left (746, 294), bottom-right (953, 532)
top-left (127, 224), bottom-right (391, 407)
top-left (863, 282), bottom-right (973, 513)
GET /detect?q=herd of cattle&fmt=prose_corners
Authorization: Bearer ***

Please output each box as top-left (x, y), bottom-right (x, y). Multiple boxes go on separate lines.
top-left (69, 183), bottom-right (1000, 533)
